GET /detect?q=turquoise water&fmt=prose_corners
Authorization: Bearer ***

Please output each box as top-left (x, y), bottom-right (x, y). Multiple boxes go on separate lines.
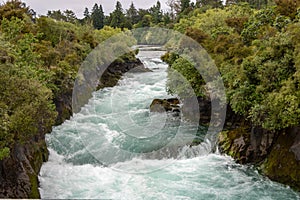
top-left (39, 48), bottom-right (300, 199)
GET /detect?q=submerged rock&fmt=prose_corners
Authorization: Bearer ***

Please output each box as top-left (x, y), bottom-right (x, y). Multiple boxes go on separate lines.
top-left (150, 98), bottom-right (180, 113)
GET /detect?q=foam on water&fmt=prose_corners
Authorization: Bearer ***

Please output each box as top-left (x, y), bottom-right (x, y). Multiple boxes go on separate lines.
top-left (39, 47), bottom-right (300, 199)
top-left (40, 149), bottom-right (299, 199)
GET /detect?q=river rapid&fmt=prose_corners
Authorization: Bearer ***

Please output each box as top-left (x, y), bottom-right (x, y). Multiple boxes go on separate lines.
top-left (39, 47), bottom-right (300, 199)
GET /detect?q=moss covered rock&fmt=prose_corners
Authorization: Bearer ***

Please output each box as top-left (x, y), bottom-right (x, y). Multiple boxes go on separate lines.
top-left (150, 98), bottom-right (180, 113)
top-left (218, 126), bottom-right (300, 191)
top-left (0, 133), bottom-right (48, 198)
top-left (218, 127), bottom-right (252, 164)
top-left (260, 127), bottom-right (300, 191)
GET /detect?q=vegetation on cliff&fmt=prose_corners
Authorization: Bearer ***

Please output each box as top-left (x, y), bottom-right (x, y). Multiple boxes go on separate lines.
top-left (0, 0), bottom-right (131, 161)
top-left (163, 1), bottom-right (300, 132)
top-left (1, 0), bottom-right (300, 196)
top-left (159, 0), bottom-right (300, 191)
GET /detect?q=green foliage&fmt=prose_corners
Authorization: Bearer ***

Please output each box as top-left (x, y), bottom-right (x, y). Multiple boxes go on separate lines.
top-left (174, 5), bottom-right (252, 36)
top-left (0, 72), bottom-right (57, 159)
top-left (241, 7), bottom-right (277, 44)
top-left (163, 53), bottom-right (205, 98)
top-left (166, 3), bottom-right (300, 131)
top-left (149, 1), bottom-right (163, 24)
top-left (91, 4), bottom-right (104, 30)
top-left (94, 26), bottom-right (123, 42)
top-left (0, 1), bottom-right (131, 160)
top-left (0, 147), bottom-right (10, 160)
top-left (126, 2), bottom-right (139, 25)
top-left (0, 102), bottom-right (12, 160)
top-left (47, 9), bottom-right (78, 24)
top-left (110, 1), bottom-right (126, 28)
top-left (275, 0), bottom-right (300, 18)
top-left (197, 0), bottom-right (223, 8)
top-left (0, 0), bottom-right (33, 21)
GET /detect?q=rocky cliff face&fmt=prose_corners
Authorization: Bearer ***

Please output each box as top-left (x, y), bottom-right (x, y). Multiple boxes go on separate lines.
top-left (193, 97), bottom-right (300, 191)
top-left (0, 132), bottom-right (48, 198)
top-left (0, 57), bottom-right (146, 198)
top-left (218, 121), bottom-right (300, 191)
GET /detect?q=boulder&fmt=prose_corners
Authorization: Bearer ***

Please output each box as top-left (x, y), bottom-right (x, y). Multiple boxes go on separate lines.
top-left (150, 98), bottom-right (180, 113)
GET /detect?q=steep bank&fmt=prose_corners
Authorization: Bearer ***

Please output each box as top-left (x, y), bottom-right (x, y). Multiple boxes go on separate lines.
top-left (0, 132), bottom-right (48, 198)
top-left (54, 53), bottom-right (144, 125)
top-left (0, 55), bottom-right (145, 198)
top-left (217, 114), bottom-right (300, 191)
top-left (186, 97), bottom-right (300, 191)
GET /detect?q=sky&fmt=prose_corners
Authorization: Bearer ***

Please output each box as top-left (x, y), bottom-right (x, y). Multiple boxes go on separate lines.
top-left (21, 0), bottom-right (172, 19)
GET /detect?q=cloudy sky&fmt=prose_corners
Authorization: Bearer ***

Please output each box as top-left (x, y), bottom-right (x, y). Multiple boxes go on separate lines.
top-left (22, 0), bottom-right (171, 19)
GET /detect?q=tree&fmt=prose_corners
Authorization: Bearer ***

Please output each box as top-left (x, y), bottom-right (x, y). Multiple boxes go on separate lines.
top-left (84, 7), bottom-right (90, 19)
top-left (47, 9), bottom-right (77, 23)
top-left (180, 0), bottom-right (191, 12)
top-left (226, 0), bottom-right (269, 8)
top-left (91, 3), bottom-right (105, 29)
top-left (126, 2), bottom-right (139, 25)
top-left (83, 7), bottom-right (91, 24)
top-left (141, 14), bottom-right (152, 27)
top-left (163, 12), bottom-right (172, 25)
top-left (0, 0), bottom-right (34, 21)
top-left (167, 0), bottom-right (181, 19)
top-left (47, 10), bottom-right (66, 21)
top-left (275, 0), bottom-right (300, 18)
top-left (110, 1), bottom-right (126, 28)
top-left (196, 0), bottom-right (223, 8)
top-left (63, 10), bottom-right (77, 23)
top-left (150, 1), bottom-right (163, 24)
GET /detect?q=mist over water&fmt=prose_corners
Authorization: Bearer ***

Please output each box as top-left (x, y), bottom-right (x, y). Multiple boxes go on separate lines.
top-left (39, 47), bottom-right (300, 199)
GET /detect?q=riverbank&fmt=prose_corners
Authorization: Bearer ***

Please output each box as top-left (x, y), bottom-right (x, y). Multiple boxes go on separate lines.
top-left (218, 123), bottom-right (300, 191)
top-left (190, 97), bottom-right (300, 191)
top-left (38, 47), bottom-right (299, 199)
top-left (0, 53), bottom-right (144, 198)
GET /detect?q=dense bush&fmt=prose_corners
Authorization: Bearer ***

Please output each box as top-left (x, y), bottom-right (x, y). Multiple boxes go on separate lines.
top-left (0, 0), bottom-right (129, 160)
top-left (165, 3), bottom-right (300, 131)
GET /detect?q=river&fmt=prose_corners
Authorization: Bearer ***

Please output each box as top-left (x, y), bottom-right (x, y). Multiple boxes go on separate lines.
top-left (39, 47), bottom-right (300, 199)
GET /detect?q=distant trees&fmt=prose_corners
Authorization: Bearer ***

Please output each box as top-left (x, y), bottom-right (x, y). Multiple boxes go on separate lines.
top-left (149, 1), bottom-right (163, 24)
top-left (47, 9), bottom-right (77, 23)
top-left (80, 1), bottom-right (171, 29)
top-left (196, 0), bottom-right (223, 8)
top-left (91, 3), bottom-right (104, 29)
top-left (225, 0), bottom-right (269, 9)
top-left (110, 1), bottom-right (126, 28)
top-left (181, 0), bottom-right (191, 12)
top-left (126, 2), bottom-right (139, 26)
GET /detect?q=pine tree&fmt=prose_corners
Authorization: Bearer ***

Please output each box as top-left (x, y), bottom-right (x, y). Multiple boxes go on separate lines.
top-left (110, 1), bottom-right (125, 28)
top-left (91, 3), bottom-right (104, 29)
top-left (150, 1), bottom-right (163, 24)
top-left (64, 10), bottom-right (77, 23)
top-left (126, 2), bottom-right (139, 25)
top-left (84, 7), bottom-right (90, 19)
top-left (47, 10), bottom-right (66, 21)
